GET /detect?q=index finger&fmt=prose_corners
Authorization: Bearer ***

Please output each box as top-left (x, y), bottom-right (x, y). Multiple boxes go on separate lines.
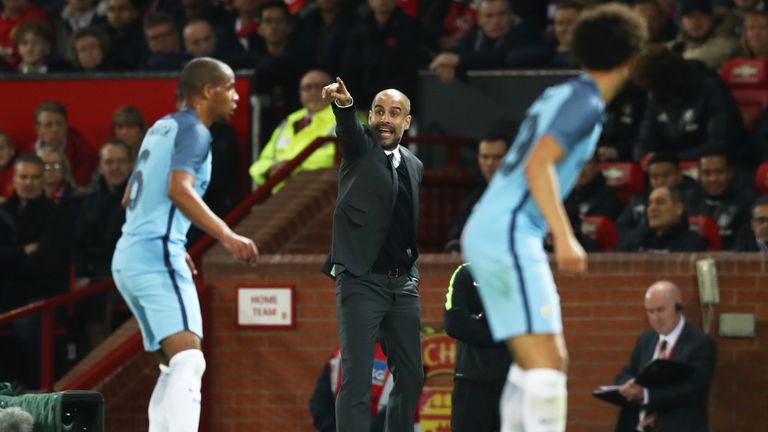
top-left (336, 77), bottom-right (347, 92)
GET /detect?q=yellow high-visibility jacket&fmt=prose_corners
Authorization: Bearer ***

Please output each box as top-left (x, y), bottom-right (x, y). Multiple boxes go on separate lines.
top-left (249, 103), bottom-right (337, 189)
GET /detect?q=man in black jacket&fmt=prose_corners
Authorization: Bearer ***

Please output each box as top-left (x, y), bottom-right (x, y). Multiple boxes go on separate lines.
top-left (614, 280), bottom-right (716, 432)
top-left (615, 185), bottom-right (707, 252)
top-left (632, 45), bottom-right (747, 163)
top-left (684, 148), bottom-right (757, 250)
top-left (445, 263), bottom-right (513, 432)
top-left (322, 78), bottom-right (424, 432)
top-left (0, 154), bottom-right (71, 388)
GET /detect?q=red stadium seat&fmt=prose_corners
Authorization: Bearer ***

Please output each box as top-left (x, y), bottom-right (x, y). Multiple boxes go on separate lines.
top-left (580, 216), bottom-right (618, 251)
top-left (599, 162), bottom-right (644, 203)
top-left (720, 59), bottom-right (768, 87)
top-left (688, 215), bottom-right (721, 251)
top-left (756, 162), bottom-right (768, 195)
top-left (720, 59), bottom-right (768, 132)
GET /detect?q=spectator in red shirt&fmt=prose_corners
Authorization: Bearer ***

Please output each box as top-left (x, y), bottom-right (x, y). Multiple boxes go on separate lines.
top-left (22, 101), bottom-right (98, 187)
top-left (0, 0), bottom-right (51, 69)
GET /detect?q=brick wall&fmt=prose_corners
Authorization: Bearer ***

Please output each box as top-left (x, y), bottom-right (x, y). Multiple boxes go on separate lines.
top-left (83, 170), bottom-right (768, 430)
top-left (192, 253), bottom-right (766, 432)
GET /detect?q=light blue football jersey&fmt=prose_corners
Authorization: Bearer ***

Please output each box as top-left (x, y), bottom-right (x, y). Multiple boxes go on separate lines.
top-left (113, 108), bottom-right (212, 272)
top-left (466, 74), bottom-right (604, 241)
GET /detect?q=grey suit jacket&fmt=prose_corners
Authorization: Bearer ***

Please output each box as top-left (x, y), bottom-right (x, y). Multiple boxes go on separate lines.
top-left (322, 102), bottom-right (423, 278)
top-left (614, 321), bottom-right (717, 432)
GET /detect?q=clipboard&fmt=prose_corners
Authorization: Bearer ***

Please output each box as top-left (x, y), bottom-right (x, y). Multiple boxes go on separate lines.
top-left (592, 359), bottom-right (695, 406)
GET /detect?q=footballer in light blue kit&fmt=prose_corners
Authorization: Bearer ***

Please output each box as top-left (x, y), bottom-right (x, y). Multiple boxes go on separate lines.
top-left (112, 107), bottom-right (212, 351)
top-left (461, 5), bottom-right (647, 432)
top-left (111, 58), bottom-right (258, 432)
top-left (463, 75), bottom-right (603, 341)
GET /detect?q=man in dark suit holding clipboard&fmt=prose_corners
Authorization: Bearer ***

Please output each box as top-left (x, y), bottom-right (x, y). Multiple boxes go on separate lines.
top-left (321, 77), bottom-right (424, 432)
top-left (614, 280), bottom-right (717, 432)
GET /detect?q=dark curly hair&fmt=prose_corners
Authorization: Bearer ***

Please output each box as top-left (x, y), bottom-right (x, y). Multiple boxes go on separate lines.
top-left (570, 3), bottom-right (647, 71)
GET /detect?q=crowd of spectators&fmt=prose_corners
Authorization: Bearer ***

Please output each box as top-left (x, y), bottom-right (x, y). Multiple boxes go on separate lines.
top-left (2, 0), bottom-right (768, 389)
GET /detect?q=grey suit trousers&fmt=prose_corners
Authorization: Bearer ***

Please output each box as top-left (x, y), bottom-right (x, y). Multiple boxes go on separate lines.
top-left (334, 270), bottom-right (424, 432)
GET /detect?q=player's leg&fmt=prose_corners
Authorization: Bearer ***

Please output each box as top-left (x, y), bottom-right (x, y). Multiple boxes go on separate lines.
top-left (113, 269), bottom-right (174, 432)
top-left (148, 362), bottom-right (171, 432)
top-left (159, 332), bottom-right (205, 432)
top-left (507, 334), bottom-right (568, 432)
top-left (500, 364), bottom-right (525, 432)
top-left (507, 256), bottom-right (568, 432)
top-left (124, 266), bottom-right (205, 432)
top-left (466, 233), bottom-right (567, 432)
top-left (158, 262), bottom-right (206, 432)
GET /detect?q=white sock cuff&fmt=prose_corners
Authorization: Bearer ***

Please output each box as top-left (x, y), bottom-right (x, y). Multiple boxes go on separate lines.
top-left (523, 368), bottom-right (566, 398)
top-left (169, 349), bottom-right (206, 377)
top-left (507, 364), bottom-right (526, 385)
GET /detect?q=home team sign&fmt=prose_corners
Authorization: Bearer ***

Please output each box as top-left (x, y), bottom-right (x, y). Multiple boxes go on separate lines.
top-left (237, 286), bottom-right (294, 327)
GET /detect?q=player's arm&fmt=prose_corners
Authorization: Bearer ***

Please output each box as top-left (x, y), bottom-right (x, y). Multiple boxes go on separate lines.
top-left (121, 185), bottom-right (131, 208)
top-left (524, 134), bottom-right (586, 273)
top-left (168, 170), bottom-right (258, 263)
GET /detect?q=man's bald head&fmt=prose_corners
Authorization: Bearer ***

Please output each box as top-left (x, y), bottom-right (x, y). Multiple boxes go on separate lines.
top-left (644, 280), bottom-right (683, 335)
top-left (371, 89), bottom-right (411, 114)
top-left (645, 280), bottom-right (682, 304)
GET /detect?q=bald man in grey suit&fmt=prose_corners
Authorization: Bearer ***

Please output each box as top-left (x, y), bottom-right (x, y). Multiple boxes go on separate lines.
top-left (322, 77), bottom-right (424, 432)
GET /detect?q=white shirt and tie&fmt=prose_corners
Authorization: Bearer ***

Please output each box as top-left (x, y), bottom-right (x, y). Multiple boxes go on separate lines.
top-left (384, 147), bottom-right (402, 168)
top-left (638, 316), bottom-right (686, 430)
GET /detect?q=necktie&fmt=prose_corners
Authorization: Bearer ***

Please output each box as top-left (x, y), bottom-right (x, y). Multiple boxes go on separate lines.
top-left (294, 115), bottom-right (310, 133)
top-left (658, 339), bottom-right (668, 359)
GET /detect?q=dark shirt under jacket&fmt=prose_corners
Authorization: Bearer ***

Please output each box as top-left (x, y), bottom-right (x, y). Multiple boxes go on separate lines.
top-left (684, 184), bottom-right (756, 250)
top-left (0, 195), bottom-right (71, 309)
top-left (372, 157), bottom-right (417, 272)
top-left (614, 321), bottom-right (716, 432)
top-left (614, 219), bottom-right (707, 252)
top-left (634, 60), bottom-right (747, 163)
